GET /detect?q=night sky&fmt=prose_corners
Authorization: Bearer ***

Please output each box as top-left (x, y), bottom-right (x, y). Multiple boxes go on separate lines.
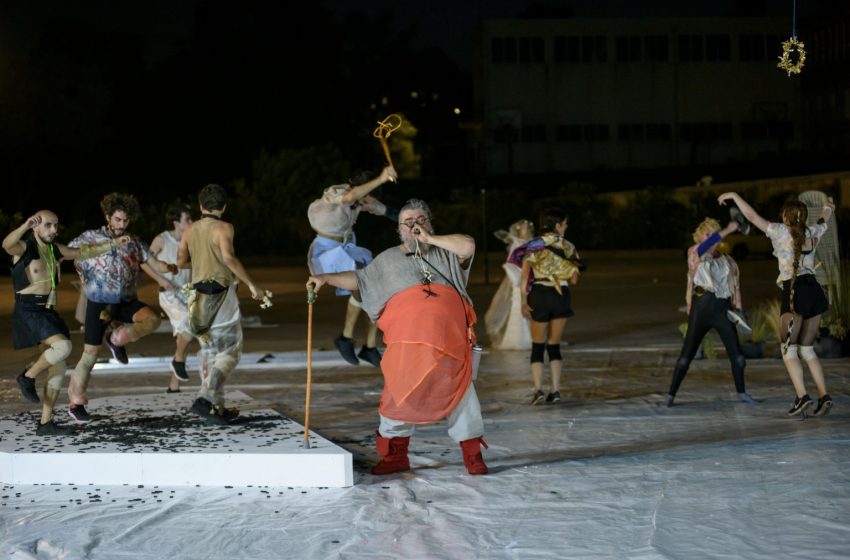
top-left (0, 0), bottom-right (841, 253)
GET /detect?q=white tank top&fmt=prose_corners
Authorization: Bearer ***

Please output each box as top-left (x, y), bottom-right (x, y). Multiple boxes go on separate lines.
top-left (159, 231), bottom-right (192, 288)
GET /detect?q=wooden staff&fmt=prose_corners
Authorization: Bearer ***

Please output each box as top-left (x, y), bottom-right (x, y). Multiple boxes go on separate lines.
top-left (372, 114), bottom-right (403, 167)
top-left (304, 283), bottom-right (317, 449)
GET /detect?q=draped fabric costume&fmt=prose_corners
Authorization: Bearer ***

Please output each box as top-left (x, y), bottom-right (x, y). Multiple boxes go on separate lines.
top-left (484, 231), bottom-right (532, 350)
top-left (156, 231), bottom-right (191, 336)
top-left (355, 246), bottom-right (479, 426)
top-left (186, 218), bottom-right (242, 407)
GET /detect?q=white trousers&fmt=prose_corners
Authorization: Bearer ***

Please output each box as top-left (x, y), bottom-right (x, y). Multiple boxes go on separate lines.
top-left (378, 384), bottom-right (484, 442)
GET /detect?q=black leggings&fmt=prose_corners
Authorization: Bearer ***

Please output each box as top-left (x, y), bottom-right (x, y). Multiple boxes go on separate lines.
top-left (668, 291), bottom-right (746, 396)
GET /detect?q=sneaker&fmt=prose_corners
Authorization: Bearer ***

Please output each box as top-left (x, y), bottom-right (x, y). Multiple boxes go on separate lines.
top-left (334, 335), bottom-right (359, 365)
top-left (357, 346), bottom-right (382, 367)
top-left (190, 397), bottom-right (215, 419)
top-left (206, 405), bottom-right (240, 425)
top-left (787, 394), bottom-right (813, 416)
top-left (545, 391), bottom-right (561, 403)
top-left (68, 404), bottom-right (92, 423)
top-left (813, 394), bottom-right (833, 417)
top-left (738, 392), bottom-right (757, 404)
top-left (530, 390), bottom-right (545, 405)
top-left (16, 372), bottom-right (40, 403)
top-left (664, 394), bottom-right (675, 407)
top-left (166, 387), bottom-right (181, 394)
top-left (105, 334), bottom-right (129, 364)
top-left (36, 419), bottom-right (75, 436)
top-left (171, 359), bottom-right (189, 381)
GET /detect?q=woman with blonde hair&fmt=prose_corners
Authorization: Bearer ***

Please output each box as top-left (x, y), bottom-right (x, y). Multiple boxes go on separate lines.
top-left (665, 216), bottom-right (754, 407)
top-left (718, 193), bottom-right (835, 416)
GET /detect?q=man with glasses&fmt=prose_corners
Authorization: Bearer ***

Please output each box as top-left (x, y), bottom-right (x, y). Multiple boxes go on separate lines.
top-left (307, 198), bottom-right (489, 475)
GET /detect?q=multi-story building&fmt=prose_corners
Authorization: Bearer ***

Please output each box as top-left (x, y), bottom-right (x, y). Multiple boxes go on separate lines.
top-left (476, 17), bottom-right (802, 174)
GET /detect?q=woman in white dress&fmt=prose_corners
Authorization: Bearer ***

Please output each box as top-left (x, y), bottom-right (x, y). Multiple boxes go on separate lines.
top-left (484, 219), bottom-right (534, 349)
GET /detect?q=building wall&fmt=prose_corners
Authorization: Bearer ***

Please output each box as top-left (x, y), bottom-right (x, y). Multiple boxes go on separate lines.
top-left (477, 17), bottom-right (802, 174)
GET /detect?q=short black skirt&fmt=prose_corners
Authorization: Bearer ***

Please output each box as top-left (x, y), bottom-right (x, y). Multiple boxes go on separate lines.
top-left (780, 274), bottom-right (829, 319)
top-left (12, 297), bottom-right (70, 349)
top-left (528, 283), bottom-right (574, 322)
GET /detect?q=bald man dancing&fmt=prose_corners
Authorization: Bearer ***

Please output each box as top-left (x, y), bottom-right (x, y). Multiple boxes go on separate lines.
top-left (3, 210), bottom-right (128, 435)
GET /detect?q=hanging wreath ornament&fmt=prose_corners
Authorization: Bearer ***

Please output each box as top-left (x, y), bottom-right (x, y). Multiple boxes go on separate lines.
top-left (777, 0), bottom-right (805, 77)
top-left (777, 36), bottom-right (806, 76)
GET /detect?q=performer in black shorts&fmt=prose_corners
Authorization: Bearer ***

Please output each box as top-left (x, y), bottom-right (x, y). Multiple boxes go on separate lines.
top-left (513, 209), bottom-right (582, 405)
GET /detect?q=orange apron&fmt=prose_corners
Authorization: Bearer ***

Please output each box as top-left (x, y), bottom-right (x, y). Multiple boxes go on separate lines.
top-left (377, 283), bottom-right (477, 423)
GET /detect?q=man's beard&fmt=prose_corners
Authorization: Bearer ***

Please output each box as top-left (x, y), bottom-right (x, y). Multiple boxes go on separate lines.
top-left (108, 225), bottom-right (125, 237)
top-left (399, 228), bottom-right (433, 253)
top-left (36, 232), bottom-right (55, 244)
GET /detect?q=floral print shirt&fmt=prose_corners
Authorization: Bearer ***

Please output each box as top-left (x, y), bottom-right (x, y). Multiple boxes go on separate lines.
top-left (68, 227), bottom-right (152, 303)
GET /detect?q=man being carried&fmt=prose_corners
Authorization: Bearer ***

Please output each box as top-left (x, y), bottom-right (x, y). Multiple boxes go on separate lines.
top-left (308, 198), bottom-right (489, 475)
top-left (3, 210), bottom-right (129, 434)
top-left (67, 193), bottom-right (177, 423)
top-left (177, 184), bottom-right (264, 425)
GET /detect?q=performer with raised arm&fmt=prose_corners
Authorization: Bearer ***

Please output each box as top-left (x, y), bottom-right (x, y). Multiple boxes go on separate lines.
top-left (3, 210), bottom-right (129, 434)
top-left (308, 198), bottom-right (489, 475)
top-left (177, 184), bottom-right (264, 425)
top-left (664, 218), bottom-right (755, 407)
top-left (719, 192), bottom-right (835, 416)
top-left (307, 166), bottom-right (398, 367)
top-left (66, 193), bottom-right (177, 423)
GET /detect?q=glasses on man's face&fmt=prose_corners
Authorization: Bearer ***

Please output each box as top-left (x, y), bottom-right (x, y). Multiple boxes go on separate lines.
top-left (400, 216), bottom-right (429, 228)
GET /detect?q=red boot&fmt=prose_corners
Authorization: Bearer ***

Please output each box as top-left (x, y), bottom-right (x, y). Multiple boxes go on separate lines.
top-left (371, 432), bottom-right (411, 475)
top-left (460, 437), bottom-right (489, 475)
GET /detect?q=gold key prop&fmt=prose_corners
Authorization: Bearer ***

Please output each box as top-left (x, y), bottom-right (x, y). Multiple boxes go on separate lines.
top-left (372, 114), bottom-right (403, 168)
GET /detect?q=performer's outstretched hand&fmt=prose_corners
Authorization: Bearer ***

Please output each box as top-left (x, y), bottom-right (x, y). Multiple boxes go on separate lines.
top-left (381, 166), bottom-right (398, 184)
top-left (717, 192), bottom-right (740, 206)
top-left (248, 283), bottom-right (263, 300)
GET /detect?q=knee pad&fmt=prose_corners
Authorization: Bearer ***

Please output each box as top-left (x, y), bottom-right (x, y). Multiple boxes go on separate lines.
top-left (213, 352), bottom-right (239, 376)
top-left (348, 295), bottom-right (363, 309)
top-left (132, 314), bottom-right (161, 338)
top-left (799, 346), bottom-right (818, 361)
top-left (46, 361), bottom-right (66, 391)
top-left (546, 344), bottom-right (562, 362)
top-left (733, 354), bottom-right (746, 371)
top-left (530, 343), bottom-right (546, 364)
top-left (43, 339), bottom-right (72, 365)
top-left (782, 344), bottom-right (799, 360)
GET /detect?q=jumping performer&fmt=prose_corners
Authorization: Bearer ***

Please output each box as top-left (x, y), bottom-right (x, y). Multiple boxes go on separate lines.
top-left (308, 198), bottom-right (488, 475)
top-left (484, 219), bottom-right (534, 350)
top-left (149, 203), bottom-right (195, 393)
top-left (67, 193), bottom-right (177, 423)
top-left (307, 166), bottom-right (398, 367)
top-left (514, 209), bottom-right (582, 405)
top-left (177, 183), bottom-right (264, 424)
top-left (719, 192), bottom-right (835, 416)
top-left (664, 218), bottom-right (755, 407)
top-left (3, 210), bottom-right (129, 434)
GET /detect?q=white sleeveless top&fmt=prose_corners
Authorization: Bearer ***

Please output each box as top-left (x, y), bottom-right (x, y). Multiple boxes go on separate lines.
top-left (159, 231), bottom-right (191, 288)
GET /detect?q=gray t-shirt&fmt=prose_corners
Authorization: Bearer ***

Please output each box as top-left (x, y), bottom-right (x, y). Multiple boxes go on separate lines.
top-left (355, 245), bottom-right (473, 322)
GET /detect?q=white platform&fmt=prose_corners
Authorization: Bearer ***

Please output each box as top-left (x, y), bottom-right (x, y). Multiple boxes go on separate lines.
top-left (0, 391), bottom-right (352, 488)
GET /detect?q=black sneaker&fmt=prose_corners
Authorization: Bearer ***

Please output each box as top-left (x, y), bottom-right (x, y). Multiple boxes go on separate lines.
top-left (16, 372), bottom-right (40, 403)
top-left (171, 359), bottom-right (189, 381)
top-left (68, 404), bottom-right (92, 423)
top-left (664, 394), bottom-right (675, 408)
top-left (166, 387), bottom-right (181, 394)
top-left (787, 394), bottom-right (813, 416)
top-left (813, 394), bottom-right (833, 417)
top-left (357, 346), bottom-right (382, 367)
top-left (530, 390), bottom-right (545, 405)
top-left (190, 397), bottom-right (215, 419)
top-left (105, 334), bottom-right (129, 364)
top-left (545, 391), bottom-right (562, 403)
top-left (334, 335), bottom-right (359, 365)
top-left (36, 419), bottom-right (76, 436)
